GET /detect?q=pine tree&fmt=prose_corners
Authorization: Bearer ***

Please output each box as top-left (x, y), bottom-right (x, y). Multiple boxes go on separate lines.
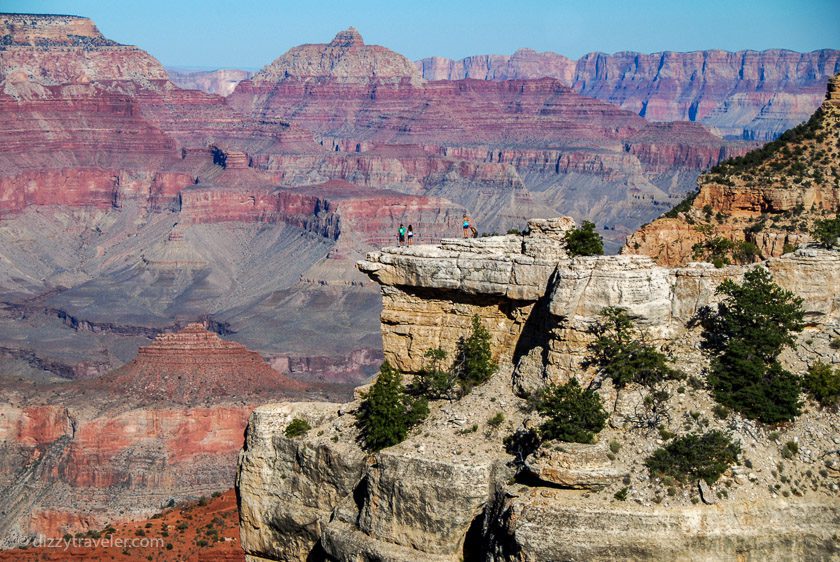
top-left (455, 316), bottom-right (497, 394)
top-left (355, 362), bottom-right (427, 452)
top-left (701, 267), bottom-right (805, 423)
top-left (563, 220), bottom-right (604, 257)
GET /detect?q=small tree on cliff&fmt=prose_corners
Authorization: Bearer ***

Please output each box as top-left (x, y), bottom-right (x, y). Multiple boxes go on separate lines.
top-left (532, 379), bottom-right (608, 443)
top-left (355, 362), bottom-right (428, 452)
top-left (454, 316), bottom-right (498, 394)
top-left (563, 221), bottom-right (604, 257)
top-left (699, 267), bottom-right (805, 423)
top-left (583, 306), bottom-right (683, 429)
top-left (812, 217), bottom-right (840, 249)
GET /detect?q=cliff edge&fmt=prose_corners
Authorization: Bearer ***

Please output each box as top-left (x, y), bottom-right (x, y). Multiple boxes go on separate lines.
top-left (237, 218), bottom-right (839, 561)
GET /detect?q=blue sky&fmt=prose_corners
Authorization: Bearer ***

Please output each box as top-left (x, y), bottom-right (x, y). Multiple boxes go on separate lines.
top-left (5, 0), bottom-right (839, 69)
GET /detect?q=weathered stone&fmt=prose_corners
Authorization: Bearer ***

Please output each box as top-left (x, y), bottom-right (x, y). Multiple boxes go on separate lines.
top-left (237, 402), bottom-right (365, 562)
top-left (524, 442), bottom-right (622, 489)
top-left (698, 479), bottom-right (717, 505)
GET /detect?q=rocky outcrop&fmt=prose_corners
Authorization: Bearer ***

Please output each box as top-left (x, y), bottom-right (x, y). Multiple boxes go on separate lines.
top-left (166, 67), bottom-right (252, 96)
top-left (625, 74), bottom-right (840, 266)
top-left (417, 48), bottom-right (840, 140)
top-left (238, 216), bottom-right (839, 561)
top-left (251, 28), bottom-right (422, 85)
top-left (417, 49), bottom-right (576, 83)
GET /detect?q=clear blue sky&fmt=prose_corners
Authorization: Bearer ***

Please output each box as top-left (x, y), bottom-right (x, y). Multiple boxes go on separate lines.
top-left (5, 0), bottom-right (839, 69)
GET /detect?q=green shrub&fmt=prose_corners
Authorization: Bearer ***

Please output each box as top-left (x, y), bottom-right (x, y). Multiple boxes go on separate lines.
top-left (732, 240), bottom-right (759, 264)
top-left (584, 307), bottom-right (683, 388)
top-left (692, 236), bottom-right (734, 268)
top-left (613, 487), bottom-right (629, 501)
top-left (563, 220), bottom-right (604, 257)
top-left (454, 316), bottom-right (497, 394)
top-left (802, 362), bottom-right (840, 408)
top-left (812, 217), bottom-right (840, 248)
top-left (355, 362), bottom-right (428, 452)
top-left (413, 348), bottom-right (457, 399)
top-left (708, 341), bottom-right (802, 423)
top-left (532, 379), bottom-right (607, 444)
top-left (284, 418), bottom-right (311, 438)
top-left (700, 267), bottom-right (805, 423)
top-left (781, 440), bottom-right (799, 459)
top-left (487, 412), bottom-right (505, 428)
top-left (645, 430), bottom-right (740, 484)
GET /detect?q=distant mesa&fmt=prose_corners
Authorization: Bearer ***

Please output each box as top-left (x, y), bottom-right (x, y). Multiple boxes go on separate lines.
top-left (0, 12), bottom-right (119, 46)
top-left (251, 27), bottom-right (423, 85)
top-left (85, 323), bottom-right (306, 405)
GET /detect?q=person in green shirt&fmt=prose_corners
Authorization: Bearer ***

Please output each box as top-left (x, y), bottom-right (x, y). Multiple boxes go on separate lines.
top-left (398, 223), bottom-right (407, 246)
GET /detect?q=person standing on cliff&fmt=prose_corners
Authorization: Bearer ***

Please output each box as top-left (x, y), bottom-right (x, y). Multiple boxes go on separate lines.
top-left (407, 225), bottom-right (415, 246)
top-left (398, 223), bottom-right (407, 246)
top-left (463, 214), bottom-right (473, 238)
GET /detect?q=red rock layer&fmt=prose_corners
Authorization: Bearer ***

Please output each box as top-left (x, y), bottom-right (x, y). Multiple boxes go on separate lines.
top-left (179, 180), bottom-right (465, 246)
top-left (625, 75), bottom-right (840, 265)
top-left (84, 323), bottom-right (304, 404)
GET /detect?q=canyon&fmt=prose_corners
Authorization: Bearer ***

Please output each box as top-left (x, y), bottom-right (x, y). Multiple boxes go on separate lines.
top-left (1, 10), bottom-right (838, 553)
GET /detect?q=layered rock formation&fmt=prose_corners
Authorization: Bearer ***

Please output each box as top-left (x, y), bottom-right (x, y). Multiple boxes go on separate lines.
top-left (625, 74), bottom-right (840, 266)
top-left (0, 324), bottom-right (307, 543)
top-left (418, 48), bottom-right (840, 140)
top-left (237, 219), bottom-right (840, 561)
top-left (250, 27), bottom-right (421, 85)
top-left (84, 323), bottom-right (305, 404)
top-left (166, 67), bottom-right (253, 96)
top-left (230, 28), bottom-right (749, 249)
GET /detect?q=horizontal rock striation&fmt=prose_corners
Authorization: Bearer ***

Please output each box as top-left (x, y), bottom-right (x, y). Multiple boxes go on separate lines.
top-left (0, 323), bottom-right (310, 542)
top-left (417, 48), bottom-right (840, 140)
top-left (625, 74), bottom-right (840, 266)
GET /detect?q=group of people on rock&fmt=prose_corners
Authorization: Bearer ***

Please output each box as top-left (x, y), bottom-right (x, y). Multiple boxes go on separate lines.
top-left (397, 213), bottom-right (477, 247)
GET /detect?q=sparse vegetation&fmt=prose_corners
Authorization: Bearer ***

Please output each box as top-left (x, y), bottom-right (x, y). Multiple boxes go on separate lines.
top-left (531, 379), bottom-right (607, 444)
top-left (708, 109), bottom-right (824, 175)
top-left (355, 362), bottom-right (429, 452)
top-left (487, 412), bottom-right (505, 428)
top-left (413, 348), bottom-right (457, 400)
top-left (584, 307), bottom-right (683, 388)
top-left (645, 430), bottom-right (740, 485)
top-left (802, 362), bottom-right (840, 408)
top-left (284, 418), bottom-right (311, 438)
top-left (563, 220), bottom-right (604, 257)
top-left (662, 190), bottom-right (698, 218)
top-left (700, 267), bottom-right (805, 423)
top-left (781, 440), bottom-right (799, 459)
top-left (811, 217), bottom-right (840, 248)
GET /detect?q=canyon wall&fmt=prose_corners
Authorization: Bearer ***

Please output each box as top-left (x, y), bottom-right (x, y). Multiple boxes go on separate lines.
top-left (625, 73), bottom-right (840, 266)
top-left (417, 48), bottom-right (840, 140)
